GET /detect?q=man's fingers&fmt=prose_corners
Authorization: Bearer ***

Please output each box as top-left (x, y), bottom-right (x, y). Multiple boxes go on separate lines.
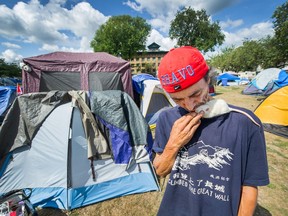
top-left (180, 113), bottom-right (203, 135)
top-left (175, 111), bottom-right (201, 126)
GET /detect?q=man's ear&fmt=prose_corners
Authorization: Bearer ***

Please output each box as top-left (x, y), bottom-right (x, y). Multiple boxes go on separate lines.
top-left (207, 77), bottom-right (211, 84)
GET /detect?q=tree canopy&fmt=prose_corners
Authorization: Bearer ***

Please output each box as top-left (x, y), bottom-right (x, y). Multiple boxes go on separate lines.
top-left (0, 59), bottom-right (21, 78)
top-left (169, 7), bottom-right (225, 52)
top-left (90, 15), bottom-right (151, 60)
top-left (272, 0), bottom-right (288, 66)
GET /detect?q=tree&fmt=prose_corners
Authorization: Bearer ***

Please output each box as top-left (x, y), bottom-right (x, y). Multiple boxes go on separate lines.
top-left (169, 7), bottom-right (225, 52)
top-left (259, 36), bottom-right (283, 68)
top-left (272, 0), bottom-right (288, 66)
top-left (0, 59), bottom-right (21, 77)
top-left (233, 40), bottom-right (266, 71)
top-left (143, 62), bottom-right (156, 76)
top-left (90, 15), bottom-right (151, 60)
top-left (208, 47), bottom-right (235, 72)
top-left (209, 40), bottom-right (266, 72)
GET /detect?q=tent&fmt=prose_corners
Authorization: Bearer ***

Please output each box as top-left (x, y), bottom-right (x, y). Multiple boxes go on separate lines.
top-left (21, 51), bottom-right (134, 98)
top-left (132, 74), bottom-right (176, 129)
top-left (0, 86), bottom-right (16, 125)
top-left (254, 86), bottom-right (288, 138)
top-left (216, 73), bottom-right (240, 86)
top-left (0, 90), bottom-right (159, 210)
top-left (242, 68), bottom-right (285, 95)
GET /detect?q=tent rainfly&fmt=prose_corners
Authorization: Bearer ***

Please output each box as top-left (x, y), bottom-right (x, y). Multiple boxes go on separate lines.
top-left (21, 51), bottom-right (134, 98)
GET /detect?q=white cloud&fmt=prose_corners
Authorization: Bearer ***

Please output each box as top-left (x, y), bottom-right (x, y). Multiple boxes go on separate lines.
top-left (0, 0), bottom-right (276, 63)
top-left (220, 19), bottom-right (243, 29)
top-left (205, 21), bottom-right (275, 59)
top-left (124, 0), bottom-right (239, 34)
top-left (223, 21), bottom-right (274, 48)
top-left (0, 1), bottom-right (108, 50)
top-left (40, 44), bottom-right (60, 52)
top-left (1, 42), bottom-right (21, 49)
top-left (147, 29), bottom-right (176, 51)
top-left (0, 49), bottom-right (23, 63)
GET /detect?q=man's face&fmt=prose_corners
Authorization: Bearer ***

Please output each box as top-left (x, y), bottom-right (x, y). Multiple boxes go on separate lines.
top-left (169, 78), bottom-right (210, 112)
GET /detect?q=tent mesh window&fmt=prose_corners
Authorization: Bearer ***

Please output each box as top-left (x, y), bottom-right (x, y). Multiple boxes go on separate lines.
top-left (88, 72), bottom-right (124, 91)
top-left (40, 71), bottom-right (81, 91)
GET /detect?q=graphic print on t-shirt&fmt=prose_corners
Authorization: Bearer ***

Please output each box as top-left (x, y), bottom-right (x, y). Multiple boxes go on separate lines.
top-left (168, 140), bottom-right (234, 202)
top-left (172, 140), bottom-right (233, 171)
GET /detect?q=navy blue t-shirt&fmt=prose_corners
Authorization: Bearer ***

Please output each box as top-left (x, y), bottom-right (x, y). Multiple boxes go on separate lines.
top-left (153, 105), bottom-right (269, 216)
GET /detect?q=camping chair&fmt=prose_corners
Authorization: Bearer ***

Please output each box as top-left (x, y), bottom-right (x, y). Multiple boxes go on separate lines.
top-left (0, 189), bottom-right (38, 216)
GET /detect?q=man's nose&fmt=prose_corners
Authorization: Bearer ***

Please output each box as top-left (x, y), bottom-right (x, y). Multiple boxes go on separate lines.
top-left (183, 98), bottom-right (196, 112)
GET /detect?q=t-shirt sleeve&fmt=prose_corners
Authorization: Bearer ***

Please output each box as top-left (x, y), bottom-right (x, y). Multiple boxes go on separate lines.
top-left (152, 111), bottom-right (171, 154)
top-left (243, 119), bottom-right (270, 187)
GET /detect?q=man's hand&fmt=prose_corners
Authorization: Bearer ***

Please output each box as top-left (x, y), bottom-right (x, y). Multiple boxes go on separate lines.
top-left (169, 111), bottom-right (203, 149)
top-left (153, 111), bottom-right (203, 177)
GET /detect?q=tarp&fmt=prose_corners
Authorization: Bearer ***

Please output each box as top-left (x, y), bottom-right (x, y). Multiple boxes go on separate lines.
top-left (217, 73), bottom-right (240, 81)
top-left (216, 73), bottom-right (240, 86)
top-left (0, 90), bottom-right (159, 210)
top-left (0, 86), bottom-right (16, 124)
top-left (22, 51), bottom-right (134, 98)
top-left (132, 73), bottom-right (158, 95)
top-left (275, 70), bottom-right (288, 87)
top-left (254, 86), bottom-right (288, 138)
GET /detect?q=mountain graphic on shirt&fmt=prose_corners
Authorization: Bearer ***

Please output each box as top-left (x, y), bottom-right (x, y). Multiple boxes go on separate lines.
top-left (173, 141), bottom-right (234, 171)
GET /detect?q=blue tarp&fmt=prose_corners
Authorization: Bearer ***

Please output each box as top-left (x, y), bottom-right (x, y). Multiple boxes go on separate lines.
top-left (132, 74), bottom-right (158, 94)
top-left (275, 70), bottom-right (288, 87)
top-left (217, 73), bottom-right (240, 81)
top-left (217, 73), bottom-right (240, 86)
top-left (0, 86), bottom-right (16, 116)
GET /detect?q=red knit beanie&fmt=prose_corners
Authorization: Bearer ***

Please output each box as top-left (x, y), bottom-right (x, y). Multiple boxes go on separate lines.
top-left (158, 46), bottom-right (209, 93)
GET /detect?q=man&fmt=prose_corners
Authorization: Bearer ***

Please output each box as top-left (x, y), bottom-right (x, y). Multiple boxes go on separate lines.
top-left (153, 46), bottom-right (269, 216)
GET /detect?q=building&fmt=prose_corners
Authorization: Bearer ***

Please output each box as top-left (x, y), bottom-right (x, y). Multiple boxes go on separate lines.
top-left (130, 42), bottom-right (168, 76)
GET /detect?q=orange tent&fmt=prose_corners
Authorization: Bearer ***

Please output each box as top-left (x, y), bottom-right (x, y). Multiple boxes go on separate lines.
top-left (254, 86), bottom-right (288, 138)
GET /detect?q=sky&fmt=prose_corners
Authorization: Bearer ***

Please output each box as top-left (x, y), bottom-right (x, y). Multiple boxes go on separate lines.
top-left (0, 0), bottom-right (286, 63)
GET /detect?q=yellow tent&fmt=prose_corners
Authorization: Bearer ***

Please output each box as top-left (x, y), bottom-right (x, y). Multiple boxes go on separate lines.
top-left (254, 86), bottom-right (288, 138)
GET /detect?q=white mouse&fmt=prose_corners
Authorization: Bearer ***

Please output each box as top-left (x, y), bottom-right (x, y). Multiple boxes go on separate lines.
top-left (195, 99), bottom-right (230, 118)
top-left (195, 99), bottom-right (261, 127)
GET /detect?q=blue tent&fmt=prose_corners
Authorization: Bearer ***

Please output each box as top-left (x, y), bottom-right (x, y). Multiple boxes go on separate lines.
top-left (217, 73), bottom-right (240, 86)
top-left (0, 91), bottom-right (159, 210)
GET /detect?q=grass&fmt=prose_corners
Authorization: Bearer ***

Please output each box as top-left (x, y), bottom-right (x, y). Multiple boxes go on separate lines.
top-left (37, 86), bottom-right (288, 216)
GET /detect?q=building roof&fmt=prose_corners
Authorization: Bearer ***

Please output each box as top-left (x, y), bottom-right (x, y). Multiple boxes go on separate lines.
top-left (148, 42), bottom-right (160, 51)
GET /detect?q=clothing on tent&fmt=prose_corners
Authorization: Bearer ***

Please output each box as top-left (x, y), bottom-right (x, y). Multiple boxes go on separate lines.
top-left (89, 90), bottom-right (154, 164)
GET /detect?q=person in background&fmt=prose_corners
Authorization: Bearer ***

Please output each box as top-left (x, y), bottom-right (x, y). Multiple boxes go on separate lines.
top-left (153, 46), bottom-right (269, 216)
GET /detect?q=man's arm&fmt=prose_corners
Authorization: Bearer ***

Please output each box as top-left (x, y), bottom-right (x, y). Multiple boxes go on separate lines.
top-left (238, 186), bottom-right (258, 216)
top-left (153, 112), bottom-right (203, 177)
